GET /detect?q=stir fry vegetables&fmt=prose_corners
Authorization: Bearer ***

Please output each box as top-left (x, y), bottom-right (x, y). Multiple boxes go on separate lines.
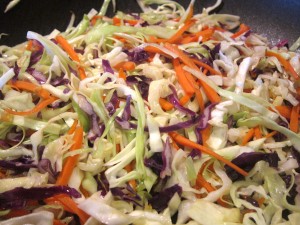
top-left (1, 0), bottom-right (300, 224)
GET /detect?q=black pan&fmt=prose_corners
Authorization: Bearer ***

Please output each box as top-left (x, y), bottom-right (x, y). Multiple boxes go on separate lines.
top-left (0, 0), bottom-right (299, 47)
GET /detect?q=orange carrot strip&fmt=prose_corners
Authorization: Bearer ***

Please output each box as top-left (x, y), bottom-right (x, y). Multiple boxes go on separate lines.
top-left (266, 50), bottom-right (299, 80)
top-left (275, 105), bottom-right (292, 119)
top-left (169, 131), bottom-right (248, 176)
top-left (165, 19), bottom-right (196, 44)
top-left (90, 15), bottom-right (102, 26)
top-left (265, 130), bottom-right (277, 139)
top-left (195, 87), bottom-right (205, 112)
top-left (254, 126), bottom-right (262, 139)
top-left (165, 43), bottom-right (198, 70)
top-left (179, 94), bottom-right (192, 106)
top-left (200, 124), bottom-right (211, 147)
top-left (113, 17), bottom-right (139, 26)
top-left (144, 45), bottom-right (172, 58)
top-left (181, 28), bottom-right (214, 44)
top-left (231, 23), bottom-right (250, 39)
top-left (55, 35), bottom-right (87, 80)
top-left (5, 97), bottom-right (57, 116)
top-left (241, 128), bottom-right (255, 146)
top-left (118, 68), bottom-right (127, 80)
top-left (192, 58), bottom-right (222, 75)
top-left (51, 194), bottom-right (89, 225)
top-left (54, 219), bottom-right (66, 225)
top-left (125, 162), bottom-right (137, 189)
top-left (290, 104), bottom-right (299, 133)
top-left (198, 79), bottom-right (221, 103)
top-left (173, 58), bottom-right (195, 96)
top-left (56, 126), bottom-right (84, 186)
top-left (159, 98), bottom-right (174, 111)
top-left (67, 119), bottom-right (78, 135)
top-left (114, 61), bottom-right (136, 71)
top-left (26, 40), bottom-right (33, 51)
top-left (9, 80), bottom-right (51, 99)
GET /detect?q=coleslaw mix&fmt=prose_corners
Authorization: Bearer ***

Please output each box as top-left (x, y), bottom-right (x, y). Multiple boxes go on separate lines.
top-left (1, 0), bottom-right (300, 224)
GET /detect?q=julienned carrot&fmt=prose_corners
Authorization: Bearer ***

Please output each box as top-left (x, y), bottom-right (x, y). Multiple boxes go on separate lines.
top-left (90, 15), bottom-right (103, 26)
top-left (163, 19), bottom-right (196, 44)
top-left (195, 87), bottom-right (205, 112)
top-left (118, 68), bottom-right (127, 80)
top-left (5, 97), bottom-right (57, 116)
top-left (55, 35), bottom-right (87, 80)
top-left (54, 219), bottom-right (66, 225)
top-left (125, 161), bottom-right (137, 189)
top-left (254, 126), bottom-right (262, 139)
top-left (169, 131), bottom-right (248, 176)
top-left (112, 17), bottom-right (139, 26)
top-left (26, 40), bottom-right (33, 51)
top-left (275, 105), bottom-right (292, 119)
top-left (200, 124), bottom-right (211, 147)
top-left (192, 58), bottom-right (222, 75)
top-left (46, 194), bottom-right (89, 225)
top-left (56, 126), bottom-right (84, 186)
top-left (67, 119), bottom-right (78, 135)
top-left (173, 58), bottom-right (195, 96)
top-left (144, 45), bottom-right (172, 58)
top-left (9, 80), bottom-right (51, 99)
top-left (195, 172), bottom-right (227, 207)
top-left (266, 50), bottom-right (299, 80)
top-left (159, 98), bottom-right (174, 111)
top-left (114, 61), bottom-right (136, 71)
top-left (165, 43), bottom-right (198, 70)
top-left (198, 79), bottom-right (221, 103)
top-left (181, 28), bottom-right (214, 44)
top-left (290, 104), bottom-right (299, 133)
top-left (241, 128), bottom-right (255, 146)
top-left (265, 130), bottom-right (277, 139)
top-left (231, 23), bottom-right (250, 39)
top-left (179, 94), bottom-right (191, 106)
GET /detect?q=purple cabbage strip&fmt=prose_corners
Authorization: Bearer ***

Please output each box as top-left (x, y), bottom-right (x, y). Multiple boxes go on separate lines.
top-left (124, 48), bottom-right (149, 63)
top-left (26, 68), bottom-right (47, 84)
top-left (196, 103), bottom-right (216, 130)
top-left (76, 94), bottom-right (95, 116)
top-left (102, 59), bottom-right (114, 74)
top-left (28, 39), bottom-right (44, 67)
top-left (160, 138), bottom-right (172, 179)
top-left (0, 156), bottom-right (36, 172)
top-left (144, 152), bottom-right (163, 176)
top-left (126, 75), bottom-right (152, 99)
top-left (148, 184), bottom-right (182, 212)
top-left (0, 186), bottom-right (81, 210)
top-left (105, 91), bottom-right (119, 116)
top-left (37, 159), bottom-right (58, 184)
top-left (87, 116), bottom-right (105, 142)
top-left (0, 139), bottom-right (10, 149)
top-left (115, 115), bottom-right (201, 133)
top-left (188, 149), bottom-right (202, 159)
top-left (225, 152), bottom-right (280, 181)
top-left (110, 184), bottom-right (142, 207)
top-left (168, 85), bottom-right (196, 116)
top-left (95, 171), bottom-right (110, 196)
top-left (122, 95), bottom-right (132, 121)
top-left (276, 39), bottom-right (289, 48)
top-left (51, 75), bottom-right (70, 87)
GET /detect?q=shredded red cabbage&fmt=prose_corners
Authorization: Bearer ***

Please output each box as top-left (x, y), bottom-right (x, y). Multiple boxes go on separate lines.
top-left (37, 159), bottom-right (58, 184)
top-left (102, 59), bottom-right (114, 74)
top-left (168, 85), bottom-right (196, 116)
top-left (225, 152), bottom-right (280, 181)
top-left (110, 184), bottom-right (142, 207)
top-left (148, 184), bottom-right (182, 212)
top-left (0, 186), bottom-right (81, 210)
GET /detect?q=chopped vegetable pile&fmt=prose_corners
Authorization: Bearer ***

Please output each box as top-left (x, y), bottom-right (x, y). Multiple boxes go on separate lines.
top-left (1, 0), bottom-right (300, 224)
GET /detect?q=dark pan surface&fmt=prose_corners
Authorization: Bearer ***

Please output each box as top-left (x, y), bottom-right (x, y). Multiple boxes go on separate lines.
top-left (0, 0), bottom-right (299, 47)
